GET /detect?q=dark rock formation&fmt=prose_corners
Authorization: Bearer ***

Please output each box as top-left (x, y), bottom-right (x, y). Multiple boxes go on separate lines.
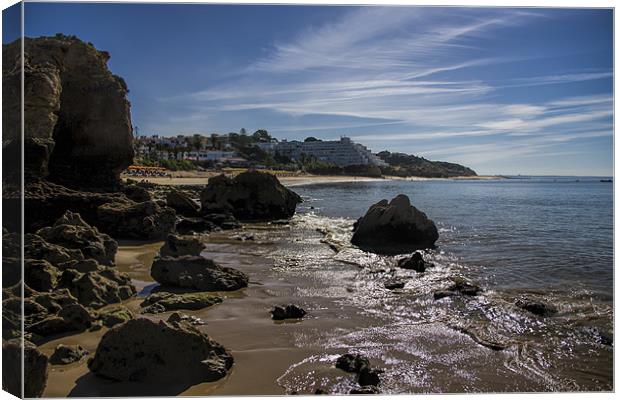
top-left (397, 252), bottom-right (433, 272)
top-left (351, 194), bottom-right (438, 254)
top-left (25, 232), bottom-right (84, 264)
top-left (141, 292), bottom-right (222, 314)
top-left (121, 184), bottom-right (152, 203)
top-left (3, 34), bottom-right (133, 188)
top-left (5, 180), bottom-right (176, 240)
top-left (166, 189), bottom-right (200, 217)
top-left (433, 277), bottom-right (481, 300)
top-left (384, 280), bottom-right (406, 290)
top-left (50, 344), bottom-right (88, 365)
top-left (160, 234), bottom-right (205, 257)
top-left (515, 297), bottom-right (557, 317)
top-left (97, 200), bottom-right (176, 240)
top-left (2, 339), bottom-right (49, 398)
top-left (151, 255), bottom-right (248, 291)
top-left (59, 268), bottom-right (135, 309)
top-left (88, 318), bottom-right (233, 384)
top-left (270, 304), bottom-right (306, 320)
top-left (200, 171), bottom-right (302, 221)
top-left (202, 213), bottom-right (241, 230)
top-left (335, 354), bottom-right (382, 388)
top-left (175, 217), bottom-right (218, 235)
top-left (5, 180), bottom-right (122, 233)
top-left (2, 218), bottom-right (136, 342)
top-left (36, 211), bottom-right (117, 266)
top-left (358, 368), bottom-right (381, 387)
top-left (25, 259), bottom-right (59, 292)
top-left (28, 303), bottom-right (94, 336)
top-left (335, 354), bottom-right (370, 373)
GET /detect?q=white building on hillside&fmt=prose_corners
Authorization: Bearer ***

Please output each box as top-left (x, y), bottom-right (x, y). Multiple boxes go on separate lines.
top-left (273, 137), bottom-right (387, 167)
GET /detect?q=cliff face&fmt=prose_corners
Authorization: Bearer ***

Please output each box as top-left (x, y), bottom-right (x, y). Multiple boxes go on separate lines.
top-left (2, 34), bottom-right (134, 188)
top-left (377, 151), bottom-right (477, 178)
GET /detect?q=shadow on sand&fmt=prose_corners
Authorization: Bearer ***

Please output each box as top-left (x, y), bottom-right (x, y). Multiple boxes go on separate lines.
top-left (68, 372), bottom-right (197, 397)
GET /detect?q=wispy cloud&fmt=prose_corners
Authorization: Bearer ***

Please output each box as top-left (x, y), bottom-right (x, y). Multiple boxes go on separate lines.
top-left (156, 7), bottom-right (612, 174)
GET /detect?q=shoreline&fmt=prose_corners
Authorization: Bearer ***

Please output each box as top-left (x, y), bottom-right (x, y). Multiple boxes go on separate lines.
top-left (122, 172), bottom-right (505, 188)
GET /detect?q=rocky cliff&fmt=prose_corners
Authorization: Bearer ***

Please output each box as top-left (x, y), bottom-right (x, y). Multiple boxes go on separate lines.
top-left (2, 34), bottom-right (133, 188)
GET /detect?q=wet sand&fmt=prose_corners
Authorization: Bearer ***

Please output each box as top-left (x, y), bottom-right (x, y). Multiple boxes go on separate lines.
top-left (41, 217), bottom-right (611, 396)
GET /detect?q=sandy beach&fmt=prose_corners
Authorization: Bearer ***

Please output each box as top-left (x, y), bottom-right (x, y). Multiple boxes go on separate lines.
top-left (122, 171), bottom-right (504, 188)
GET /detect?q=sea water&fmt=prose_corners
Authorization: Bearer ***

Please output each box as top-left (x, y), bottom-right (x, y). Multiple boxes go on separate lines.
top-left (294, 176), bottom-right (613, 299)
top-left (269, 176), bottom-right (614, 392)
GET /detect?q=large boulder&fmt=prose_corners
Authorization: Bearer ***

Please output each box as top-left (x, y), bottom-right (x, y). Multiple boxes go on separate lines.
top-left (97, 200), bottom-right (176, 240)
top-left (2, 339), bottom-right (49, 398)
top-left (3, 34), bottom-right (133, 188)
top-left (200, 171), bottom-right (302, 221)
top-left (36, 211), bottom-right (117, 266)
top-left (351, 194), bottom-right (438, 254)
top-left (151, 256), bottom-right (248, 291)
top-left (88, 318), bottom-right (233, 384)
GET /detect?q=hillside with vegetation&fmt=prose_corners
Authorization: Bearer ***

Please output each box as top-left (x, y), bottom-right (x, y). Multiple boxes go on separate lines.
top-left (377, 151), bottom-right (477, 178)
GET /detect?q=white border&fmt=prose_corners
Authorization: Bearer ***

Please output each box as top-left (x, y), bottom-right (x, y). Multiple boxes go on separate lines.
top-left (0, 1), bottom-right (615, 400)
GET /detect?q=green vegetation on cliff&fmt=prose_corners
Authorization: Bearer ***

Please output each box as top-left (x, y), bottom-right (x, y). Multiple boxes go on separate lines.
top-left (377, 151), bottom-right (477, 178)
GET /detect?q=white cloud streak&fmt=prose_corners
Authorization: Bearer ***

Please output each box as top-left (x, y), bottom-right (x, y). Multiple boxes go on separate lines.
top-left (159, 7), bottom-right (612, 172)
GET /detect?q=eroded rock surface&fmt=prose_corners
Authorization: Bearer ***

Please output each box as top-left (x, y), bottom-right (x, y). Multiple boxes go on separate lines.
top-left (2, 216), bottom-right (136, 341)
top-left (160, 234), bottom-right (205, 257)
top-left (36, 211), bottom-right (117, 266)
top-left (141, 292), bottom-right (222, 314)
top-left (50, 344), bottom-right (89, 365)
top-left (166, 188), bottom-right (200, 217)
top-left (97, 200), bottom-right (176, 240)
top-left (151, 255), bottom-right (248, 292)
top-left (99, 305), bottom-right (134, 327)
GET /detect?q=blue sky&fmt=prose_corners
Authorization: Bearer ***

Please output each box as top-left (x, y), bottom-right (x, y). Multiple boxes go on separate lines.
top-left (5, 3), bottom-right (613, 175)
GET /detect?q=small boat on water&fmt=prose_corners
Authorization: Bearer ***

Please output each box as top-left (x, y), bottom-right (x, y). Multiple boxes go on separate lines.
top-left (600, 179), bottom-right (613, 183)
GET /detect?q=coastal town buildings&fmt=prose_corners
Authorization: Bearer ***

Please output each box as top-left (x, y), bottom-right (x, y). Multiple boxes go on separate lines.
top-left (134, 133), bottom-right (386, 167)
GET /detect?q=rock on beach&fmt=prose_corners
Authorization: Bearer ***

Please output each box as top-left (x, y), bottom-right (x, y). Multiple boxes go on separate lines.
top-left (88, 318), bottom-right (233, 384)
top-left (351, 194), bottom-right (438, 254)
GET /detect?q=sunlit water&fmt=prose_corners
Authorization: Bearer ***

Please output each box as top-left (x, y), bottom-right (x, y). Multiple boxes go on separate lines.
top-left (255, 176), bottom-right (612, 393)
